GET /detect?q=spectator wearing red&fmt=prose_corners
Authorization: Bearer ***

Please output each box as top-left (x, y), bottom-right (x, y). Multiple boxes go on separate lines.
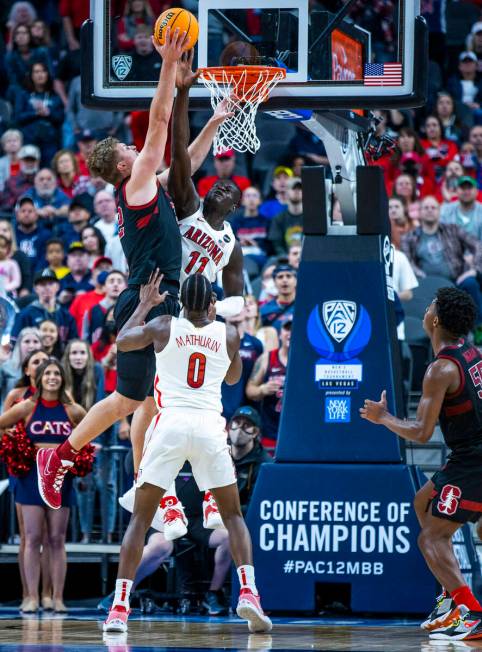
top-left (197, 149), bottom-right (251, 198)
top-left (117, 0), bottom-right (155, 51)
top-left (392, 173), bottom-right (421, 224)
top-left (420, 115), bottom-right (459, 182)
top-left (52, 149), bottom-right (89, 199)
top-left (75, 131), bottom-right (98, 177)
top-left (59, 0), bottom-right (89, 51)
top-left (84, 270), bottom-right (126, 343)
top-left (69, 258), bottom-right (113, 335)
top-left (91, 307), bottom-right (117, 394)
top-left (382, 128), bottom-right (437, 197)
top-left (0, 129), bottom-right (23, 192)
top-left (0, 143), bottom-right (40, 212)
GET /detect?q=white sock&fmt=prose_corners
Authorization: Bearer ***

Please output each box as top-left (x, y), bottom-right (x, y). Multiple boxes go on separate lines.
top-left (237, 565), bottom-right (258, 595)
top-left (113, 579), bottom-right (133, 610)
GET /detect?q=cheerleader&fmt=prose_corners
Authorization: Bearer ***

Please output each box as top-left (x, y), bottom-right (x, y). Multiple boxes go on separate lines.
top-left (3, 348), bottom-right (50, 611)
top-left (0, 358), bottom-right (85, 613)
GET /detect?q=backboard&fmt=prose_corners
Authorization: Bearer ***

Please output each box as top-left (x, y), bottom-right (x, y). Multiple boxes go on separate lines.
top-left (81, 0), bottom-right (427, 111)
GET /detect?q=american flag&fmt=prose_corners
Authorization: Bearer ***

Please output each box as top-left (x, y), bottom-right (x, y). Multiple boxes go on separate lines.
top-left (364, 63), bottom-right (402, 86)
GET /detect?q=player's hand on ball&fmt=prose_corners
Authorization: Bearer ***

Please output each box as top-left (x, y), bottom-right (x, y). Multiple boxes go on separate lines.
top-left (140, 268), bottom-right (168, 307)
top-left (153, 27), bottom-right (187, 62)
top-left (359, 390), bottom-right (387, 424)
top-left (176, 49), bottom-right (200, 90)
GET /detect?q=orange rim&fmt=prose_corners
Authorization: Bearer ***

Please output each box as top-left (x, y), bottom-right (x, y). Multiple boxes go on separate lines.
top-left (198, 65), bottom-right (286, 101)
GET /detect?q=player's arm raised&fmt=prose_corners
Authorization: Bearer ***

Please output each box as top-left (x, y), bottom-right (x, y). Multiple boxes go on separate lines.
top-left (116, 269), bottom-right (169, 352)
top-left (360, 358), bottom-right (458, 443)
top-left (158, 95), bottom-right (233, 190)
top-left (166, 49), bottom-right (200, 219)
top-left (217, 240), bottom-right (245, 318)
top-left (224, 323), bottom-right (242, 385)
top-left (127, 28), bottom-right (185, 201)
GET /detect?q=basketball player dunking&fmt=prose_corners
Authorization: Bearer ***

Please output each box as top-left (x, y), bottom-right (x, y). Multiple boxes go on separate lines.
top-left (36, 30), bottom-right (232, 510)
top-left (361, 288), bottom-right (482, 642)
top-left (118, 51), bottom-right (246, 536)
top-left (103, 270), bottom-right (271, 634)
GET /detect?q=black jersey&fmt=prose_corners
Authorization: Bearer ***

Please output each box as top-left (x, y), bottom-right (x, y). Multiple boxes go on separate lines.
top-left (437, 340), bottom-right (482, 450)
top-left (115, 178), bottom-right (181, 288)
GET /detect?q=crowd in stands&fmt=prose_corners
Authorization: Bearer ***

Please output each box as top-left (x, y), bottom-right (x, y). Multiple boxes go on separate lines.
top-left (1, 0), bottom-right (482, 611)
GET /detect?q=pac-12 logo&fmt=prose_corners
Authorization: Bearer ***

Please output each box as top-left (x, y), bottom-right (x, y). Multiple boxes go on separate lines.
top-left (437, 484), bottom-right (462, 516)
top-left (112, 55), bottom-right (132, 81)
top-left (323, 301), bottom-right (356, 343)
top-left (307, 300), bottom-right (372, 363)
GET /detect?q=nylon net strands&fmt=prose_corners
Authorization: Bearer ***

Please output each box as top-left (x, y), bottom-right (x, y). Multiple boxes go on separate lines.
top-left (198, 65), bottom-right (286, 155)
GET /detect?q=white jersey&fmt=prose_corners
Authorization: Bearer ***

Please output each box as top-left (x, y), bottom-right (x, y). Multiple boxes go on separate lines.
top-left (179, 209), bottom-right (236, 287)
top-left (154, 317), bottom-right (231, 413)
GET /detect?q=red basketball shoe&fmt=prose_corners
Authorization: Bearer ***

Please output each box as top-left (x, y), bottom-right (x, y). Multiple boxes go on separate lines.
top-left (103, 605), bottom-right (130, 633)
top-left (37, 448), bottom-right (71, 510)
top-left (236, 588), bottom-right (272, 633)
top-left (203, 491), bottom-right (224, 529)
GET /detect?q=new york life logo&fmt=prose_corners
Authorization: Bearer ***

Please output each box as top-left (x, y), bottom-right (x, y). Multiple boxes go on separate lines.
top-left (307, 300), bottom-right (372, 423)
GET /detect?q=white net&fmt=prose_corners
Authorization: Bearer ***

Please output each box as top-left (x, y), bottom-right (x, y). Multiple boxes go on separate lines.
top-left (199, 66), bottom-right (286, 155)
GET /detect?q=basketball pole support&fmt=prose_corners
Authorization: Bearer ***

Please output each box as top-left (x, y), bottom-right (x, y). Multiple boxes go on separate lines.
top-left (243, 110), bottom-right (439, 613)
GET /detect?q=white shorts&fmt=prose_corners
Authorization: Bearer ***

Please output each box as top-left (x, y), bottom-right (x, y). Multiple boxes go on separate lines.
top-left (136, 407), bottom-right (236, 492)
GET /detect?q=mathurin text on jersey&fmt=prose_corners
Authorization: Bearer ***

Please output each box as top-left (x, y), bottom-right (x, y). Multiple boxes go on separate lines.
top-left (183, 226), bottom-right (224, 264)
top-left (175, 334), bottom-right (221, 352)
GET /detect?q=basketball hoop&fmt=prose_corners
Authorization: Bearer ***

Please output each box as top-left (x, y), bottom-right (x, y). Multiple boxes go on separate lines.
top-left (198, 65), bottom-right (286, 155)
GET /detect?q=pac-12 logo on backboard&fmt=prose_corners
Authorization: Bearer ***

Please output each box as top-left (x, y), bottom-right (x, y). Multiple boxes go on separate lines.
top-left (322, 301), bottom-right (356, 343)
top-left (112, 55), bottom-right (132, 81)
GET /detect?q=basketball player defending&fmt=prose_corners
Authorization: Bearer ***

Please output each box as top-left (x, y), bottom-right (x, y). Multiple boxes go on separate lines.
top-left (103, 271), bottom-right (271, 634)
top-left (169, 51), bottom-right (245, 316)
top-left (361, 287), bottom-right (482, 642)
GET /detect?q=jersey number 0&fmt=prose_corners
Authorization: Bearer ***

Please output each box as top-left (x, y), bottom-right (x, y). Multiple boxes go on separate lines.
top-left (187, 352), bottom-right (206, 388)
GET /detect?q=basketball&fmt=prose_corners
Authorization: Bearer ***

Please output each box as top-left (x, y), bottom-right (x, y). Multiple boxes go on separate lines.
top-left (153, 8), bottom-right (199, 52)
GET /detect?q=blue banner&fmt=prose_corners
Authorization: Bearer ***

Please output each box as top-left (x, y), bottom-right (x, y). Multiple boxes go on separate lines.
top-left (246, 464), bottom-right (435, 613)
top-left (276, 236), bottom-right (403, 462)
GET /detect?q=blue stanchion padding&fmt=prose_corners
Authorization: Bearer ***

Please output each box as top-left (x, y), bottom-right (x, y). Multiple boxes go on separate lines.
top-left (245, 463), bottom-right (435, 613)
top-left (276, 237), bottom-right (402, 462)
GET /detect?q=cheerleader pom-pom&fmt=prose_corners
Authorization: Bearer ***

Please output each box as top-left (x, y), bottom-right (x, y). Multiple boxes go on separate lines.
top-left (71, 443), bottom-right (95, 477)
top-left (0, 428), bottom-right (36, 477)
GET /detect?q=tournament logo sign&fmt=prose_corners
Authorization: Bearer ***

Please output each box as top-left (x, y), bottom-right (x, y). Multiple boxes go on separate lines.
top-left (112, 55), bottom-right (132, 81)
top-left (307, 300), bottom-right (372, 423)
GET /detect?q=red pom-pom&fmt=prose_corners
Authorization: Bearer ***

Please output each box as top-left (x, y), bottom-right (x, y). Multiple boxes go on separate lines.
top-left (70, 443), bottom-right (95, 477)
top-left (0, 422), bottom-right (36, 477)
